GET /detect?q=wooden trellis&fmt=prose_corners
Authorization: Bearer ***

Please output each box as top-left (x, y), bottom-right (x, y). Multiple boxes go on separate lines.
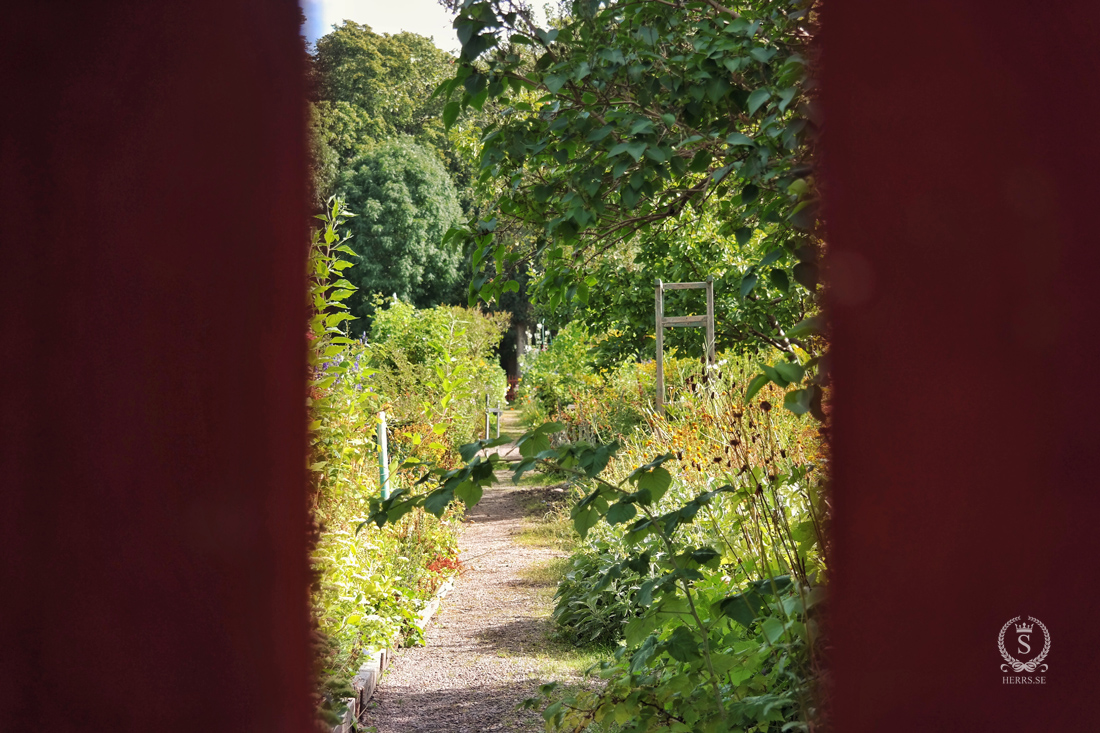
top-left (655, 276), bottom-right (715, 414)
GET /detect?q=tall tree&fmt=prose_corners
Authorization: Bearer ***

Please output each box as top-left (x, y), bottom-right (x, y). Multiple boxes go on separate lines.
top-left (336, 140), bottom-right (465, 324)
top-left (310, 21), bottom-right (493, 224)
top-left (315, 23), bottom-right (454, 141)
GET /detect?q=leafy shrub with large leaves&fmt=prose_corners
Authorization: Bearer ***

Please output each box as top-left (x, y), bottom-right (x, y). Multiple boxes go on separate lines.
top-left (552, 542), bottom-right (647, 647)
top-left (439, 0), bottom-right (826, 413)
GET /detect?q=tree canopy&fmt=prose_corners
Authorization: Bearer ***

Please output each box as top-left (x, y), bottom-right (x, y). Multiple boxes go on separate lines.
top-left (438, 0), bottom-right (823, 413)
top-left (336, 140), bottom-right (465, 322)
top-left (315, 24), bottom-right (454, 145)
top-left (309, 20), bottom-right (531, 329)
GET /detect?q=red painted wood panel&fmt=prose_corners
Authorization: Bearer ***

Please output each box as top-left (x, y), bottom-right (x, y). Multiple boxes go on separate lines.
top-left (0, 3), bottom-right (312, 731)
top-left (822, 1), bottom-right (1100, 729)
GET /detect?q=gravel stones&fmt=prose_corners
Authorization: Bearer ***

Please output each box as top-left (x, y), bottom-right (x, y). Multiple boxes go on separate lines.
top-left (361, 465), bottom-right (569, 733)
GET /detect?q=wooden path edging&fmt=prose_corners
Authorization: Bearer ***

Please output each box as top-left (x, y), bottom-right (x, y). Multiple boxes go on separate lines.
top-left (330, 575), bottom-right (457, 732)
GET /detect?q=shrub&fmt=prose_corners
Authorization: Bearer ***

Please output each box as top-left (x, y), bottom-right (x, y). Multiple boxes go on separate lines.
top-left (552, 542), bottom-right (647, 647)
top-left (366, 298), bottom-right (509, 453)
top-left (307, 205), bottom-right (507, 725)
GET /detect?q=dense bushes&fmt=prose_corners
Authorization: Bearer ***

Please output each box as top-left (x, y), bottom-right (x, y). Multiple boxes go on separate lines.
top-left (367, 297), bottom-right (509, 454)
top-left (552, 542), bottom-right (646, 647)
top-left (512, 335), bottom-right (828, 731)
top-left (307, 202), bottom-right (508, 724)
top-left (516, 323), bottom-right (600, 419)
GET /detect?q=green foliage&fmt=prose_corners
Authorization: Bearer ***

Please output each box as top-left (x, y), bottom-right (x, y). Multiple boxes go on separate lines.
top-left (309, 100), bottom-right (386, 201)
top-left (308, 196), bottom-right (360, 403)
top-left (315, 23), bottom-right (457, 146)
top-left (308, 202), bottom-right (505, 726)
top-left (552, 542), bottom-right (647, 647)
top-left (367, 343), bottom-right (829, 730)
top-left (336, 140), bottom-right (465, 318)
top-left (371, 297), bottom-right (510, 366)
top-left (440, 0), bottom-right (826, 414)
top-left (311, 22), bottom-right (497, 217)
top-left (444, 0), bottom-right (820, 306)
top-left (517, 322), bottom-right (599, 417)
top-left (365, 297), bottom-right (510, 450)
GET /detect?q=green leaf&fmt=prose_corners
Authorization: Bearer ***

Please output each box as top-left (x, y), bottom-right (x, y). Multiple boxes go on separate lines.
top-left (740, 273), bottom-right (758, 297)
top-left (587, 124), bottom-right (614, 142)
top-left (726, 132), bottom-right (755, 146)
top-left (645, 146), bottom-right (669, 163)
top-left (759, 364), bottom-right (789, 387)
top-left (777, 87), bottom-right (797, 112)
top-left (792, 261), bottom-right (818, 289)
top-left (606, 500), bottom-right (638, 525)
top-left (665, 625), bottom-right (701, 662)
top-left (629, 635), bottom-right (658, 672)
top-left (690, 546), bottom-right (721, 566)
top-left (773, 360), bottom-right (804, 383)
top-left (787, 315), bottom-right (823, 337)
top-left (610, 141), bottom-right (647, 161)
top-left (573, 506), bottom-right (600, 539)
top-left (423, 488), bottom-right (454, 517)
top-left (637, 467), bottom-right (672, 503)
top-left (624, 613), bottom-right (660, 647)
top-left (689, 150), bottom-right (712, 172)
top-left (750, 47), bottom-right (777, 64)
top-left (717, 591), bottom-right (764, 628)
top-left (761, 616), bottom-right (786, 644)
top-left (542, 701), bottom-right (563, 721)
top-left (783, 388), bottom-right (813, 415)
top-left (534, 27), bottom-right (559, 45)
top-left (454, 480), bottom-right (484, 508)
top-left (544, 74), bottom-right (567, 94)
top-left (745, 373), bottom-right (770, 401)
top-left (706, 76), bottom-right (731, 103)
top-left (469, 88), bottom-right (489, 111)
top-left (759, 248), bottom-right (783, 267)
top-left (747, 88), bottom-right (771, 115)
top-left (442, 101), bottom-right (460, 128)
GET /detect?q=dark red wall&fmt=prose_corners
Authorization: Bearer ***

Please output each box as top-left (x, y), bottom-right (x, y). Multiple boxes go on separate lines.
top-left (823, 1), bottom-right (1100, 729)
top-left (0, 3), bottom-right (312, 731)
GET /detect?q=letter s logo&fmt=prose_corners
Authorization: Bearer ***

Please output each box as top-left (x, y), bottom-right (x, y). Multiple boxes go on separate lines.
top-left (1018, 634), bottom-right (1031, 655)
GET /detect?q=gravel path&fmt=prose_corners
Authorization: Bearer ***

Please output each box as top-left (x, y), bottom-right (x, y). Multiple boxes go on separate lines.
top-left (361, 412), bottom-right (570, 733)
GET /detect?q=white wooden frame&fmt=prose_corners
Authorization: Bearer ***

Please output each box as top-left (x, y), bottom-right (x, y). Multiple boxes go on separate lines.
top-left (655, 276), bottom-right (715, 414)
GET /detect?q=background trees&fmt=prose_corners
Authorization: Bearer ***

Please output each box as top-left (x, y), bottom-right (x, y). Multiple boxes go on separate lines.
top-left (309, 21), bottom-right (522, 331)
top-left (336, 140), bottom-right (464, 321)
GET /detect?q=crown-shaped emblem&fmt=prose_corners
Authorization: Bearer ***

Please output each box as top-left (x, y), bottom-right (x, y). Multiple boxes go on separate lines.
top-left (1015, 622), bottom-right (1034, 633)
